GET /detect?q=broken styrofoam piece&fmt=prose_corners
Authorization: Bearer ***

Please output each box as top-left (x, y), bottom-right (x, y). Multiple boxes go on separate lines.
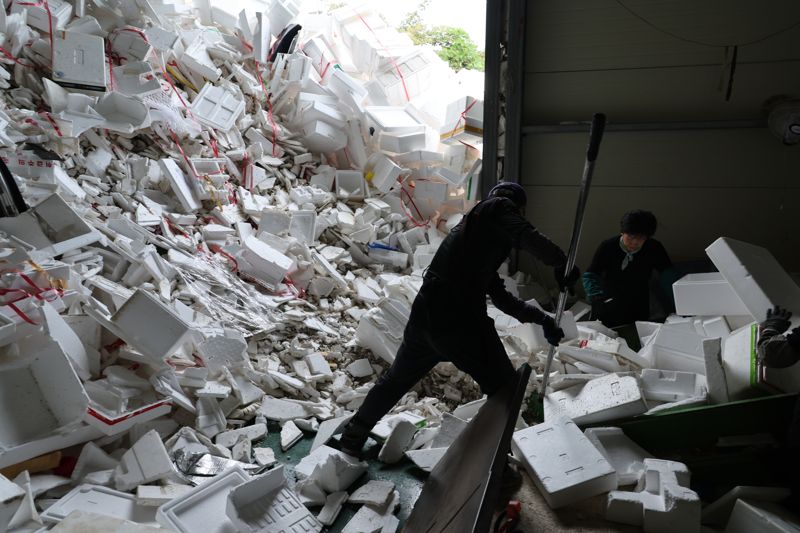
top-left (0, 194), bottom-right (101, 258)
top-left (544, 374), bottom-right (647, 425)
top-left (724, 499), bottom-right (800, 533)
top-left (311, 414), bottom-right (353, 451)
top-left (639, 325), bottom-right (708, 375)
top-left (136, 485), bottom-right (194, 507)
top-left (378, 420), bottom-right (417, 464)
top-left (40, 484), bottom-right (158, 525)
top-left (114, 430), bottom-right (175, 491)
top-left (702, 486), bottom-right (792, 527)
top-left (346, 357), bottom-right (374, 378)
top-left (317, 491), bottom-right (348, 527)
top-left (254, 447), bottom-right (277, 468)
top-left (349, 480), bottom-right (395, 507)
top-left (371, 411), bottom-right (427, 441)
top-left (706, 237), bottom-right (800, 321)
top-left (296, 445), bottom-right (367, 493)
top-left (584, 427), bottom-right (650, 487)
top-left (341, 489), bottom-right (401, 533)
top-left (640, 369), bottom-right (707, 403)
top-left (84, 399), bottom-right (173, 437)
top-left (259, 397), bottom-right (310, 423)
top-left (0, 474), bottom-right (25, 532)
top-left (71, 442), bottom-right (119, 483)
top-left (404, 447), bottom-right (447, 473)
top-left (512, 416), bottom-right (617, 509)
top-left (196, 329), bottom-right (249, 371)
top-left (156, 466), bottom-right (246, 530)
top-left (0, 339), bottom-right (92, 469)
top-left (672, 273), bottom-right (750, 317)
top-left (240, 236), bottom-right (295, 288)
top-left (226, 466), bottom-right (322, 533)
top-left (49, 510), bottom-right (165, 532)
top-left (280, 420), bottom-right (303, 451)
top-left (606, 459), bottom-right (699, 532)
top-left (216, 424), bottom-right (267, 449)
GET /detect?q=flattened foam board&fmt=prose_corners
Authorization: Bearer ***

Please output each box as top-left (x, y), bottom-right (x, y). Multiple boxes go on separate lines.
top-left (41, 484), bottom-right (158, 525)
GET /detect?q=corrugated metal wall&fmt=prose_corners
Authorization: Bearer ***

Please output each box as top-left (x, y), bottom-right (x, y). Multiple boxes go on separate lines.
top-left (520, 0), bottom-right (800, 271)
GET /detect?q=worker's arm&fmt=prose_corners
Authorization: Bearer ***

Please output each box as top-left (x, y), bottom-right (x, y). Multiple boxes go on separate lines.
top-left (487, 274), bottom-right (564, 345)
top-left (757, 306), bottom-right (800, 368)
top-left (495, 200), bottom-right (567, 267)
top-left (582, 243), bottom-right (607, 301)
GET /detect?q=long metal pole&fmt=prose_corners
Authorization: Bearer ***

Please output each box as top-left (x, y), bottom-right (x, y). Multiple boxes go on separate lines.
top-left (539, 113), bottom-right (606, 397)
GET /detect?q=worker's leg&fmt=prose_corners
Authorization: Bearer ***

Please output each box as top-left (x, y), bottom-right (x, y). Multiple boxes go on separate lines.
top-left (436, 315), bottom-right (516, 396)
top-left (340, 289), bottom-right (440, 454)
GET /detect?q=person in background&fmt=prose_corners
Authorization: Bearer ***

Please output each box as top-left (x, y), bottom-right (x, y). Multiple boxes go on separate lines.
top-left (582, 210), bottom-right (674, 328)
top-left (758, 305), bottom-right (800, 507)
top-left (337, 182), bottom-right (579, 457)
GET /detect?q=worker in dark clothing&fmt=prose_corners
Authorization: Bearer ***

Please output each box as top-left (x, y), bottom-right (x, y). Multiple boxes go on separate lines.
top-left (338, 182), bottom-right (579, 456)
top-left (582, 210), bottom-right (674, 327)
top-left (757, 305), bottom-right (800, 506)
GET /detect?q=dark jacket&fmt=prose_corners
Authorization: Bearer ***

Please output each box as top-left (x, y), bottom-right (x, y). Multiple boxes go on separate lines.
top-left (426, 197), bottom-right (567, 324)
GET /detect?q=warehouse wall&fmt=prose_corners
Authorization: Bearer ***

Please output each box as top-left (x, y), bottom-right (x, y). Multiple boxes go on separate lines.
top-left (519, 0), bottom-right (800, 272)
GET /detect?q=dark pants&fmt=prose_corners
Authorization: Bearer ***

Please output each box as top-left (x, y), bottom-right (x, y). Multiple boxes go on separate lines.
top-left (354, 279), bottom-right (516, 428)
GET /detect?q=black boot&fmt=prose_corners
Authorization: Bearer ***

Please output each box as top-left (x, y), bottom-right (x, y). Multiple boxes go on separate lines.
top-left (338, 417), bottom-right (373, 458)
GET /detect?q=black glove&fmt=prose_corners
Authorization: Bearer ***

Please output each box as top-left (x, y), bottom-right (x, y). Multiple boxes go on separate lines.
top-left (762, 306), bottom-right (792, 334)
top-left (787, 327), bottom-right (800, 349)
top-left (541, 316), bottom-right (565, 347)
top-left (554, 264), bottom-right (580, 293)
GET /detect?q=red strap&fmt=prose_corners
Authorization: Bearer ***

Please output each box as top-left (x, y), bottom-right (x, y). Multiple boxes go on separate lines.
top-left (355, 12), bottom-right (410, 101)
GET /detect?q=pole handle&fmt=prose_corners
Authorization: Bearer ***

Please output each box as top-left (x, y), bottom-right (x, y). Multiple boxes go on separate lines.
top-left (586, 113), bottom-right (606, 162)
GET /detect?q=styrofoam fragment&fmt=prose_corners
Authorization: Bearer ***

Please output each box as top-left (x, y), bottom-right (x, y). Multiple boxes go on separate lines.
top-left (378, 420), bottom-right (417, 464)
top-left (640, 369), bottom-right (706, 402)
top-left (317, 491), bottom-right (348, 526)
top-left (191, 83), bottom-right (245, 131)
top-left (226, 466), bottom-right (321, 533)
top-left (48, 510), bottom-right (163, 532)
top-left (606, 459), bottom-right (700, 533)
top-left (71, 442), bottom-right (119, 483)
top-left (584, 427), bottom-right (650, 486)
top-left (280, 420), bottom-right (303, 451)
top-left (672, 273), bottom-right (750, 316)
top-left (724, 499), bottom-right (800, 533)
top-left (296, 446), bottom-right (367, 493)
top-left (544, 374), bottom-right (647, 424)
top-left (702, 486), bottom-right (791, 527)
top-left (136, 485), bottom-right (193, 507)
top-left (216, 423), bottom-right (267, 449)
top-left (346, 358), bottom-right (374, 378)
top-left (349, 480), bottom-right (395, 506)
top-left (114, 430), bottom-right (174, 491)
top-left (41, 484), bottom-right (158, 525)
top-left (512, 416), bottom-right (617, 509)
top-left (0, 474), bottom-right (24, 532)
top-left (404, 447), bottom-right (447, 472)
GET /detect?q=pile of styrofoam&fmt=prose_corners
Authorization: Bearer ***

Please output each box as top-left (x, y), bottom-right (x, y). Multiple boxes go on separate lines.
top-left (0, 0), bottom-right (495, 530)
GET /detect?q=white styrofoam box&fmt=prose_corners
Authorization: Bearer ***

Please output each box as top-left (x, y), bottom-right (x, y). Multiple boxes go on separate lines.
top-left (335, 170), bottom-right (368, 200)
top-left (302, 120), bottom-right (348, 153)
top-left (673, 273), bottom-right (749, 317)
top-left (241, 236), bottom-right (294, 287)
top-left (365, 152), bottom-right (403, 193)
top-left (412, 180), bottom-right (448, 218)
top-left (258, 208), bottom-right (291, 236)
top-left (721, 323), bottom-right (758, 399)
top-left (607, 459), bottom-right (699, 532)
top-left (157, 466), bottom-right (249, 532)
top-left (725, 500), bottom-right (800, 533)
top-left (411, 82), bottom-right (467, 136)
top-left (0, 194), bottom-right (101, 257)
top-left (355, 297), bottom-right (411, 364)
top-left (584, 427), bottom-right (650, 486)
top-left (162, 158), bottom-right (200, 213)
top-left (640, 369), bottom-right (705, 402)
top-left (706, 237), bottom-right (800, 321)
top-left (644, 325), bottom-right (708, 375)
top-left (379, 129), bottom-right (428, 153)
top-left (52, 31), bottom-right (107, 92)
top-left (181, 37), bottom-right (222, 81)
top-left (702, 486), bottom-right (792, 527)
top-left (226, 466), bottom-right (321, 533)
top-left (83, 399), bottom-right (173, 437)
top-left (100, 289), bottom-right (191, 362)
top-left (364, 106), bottom-right (426, 136)
top-left (191, 83), bottom-right (245, 132)
top-left (114, 430), bottom-right (174, 491)
top-left (41, 484), bottom-right (158, 525)
top-left (703, 316), bottom-right (731, 339)
top-left (0, 341), bottom-right (90, 468)
top-left (268, 0), bottom-right (301, 39)
top-left (544, 374), bottom-right (647, 425)
top-left (303, 37), bottom-right (339, 83)
top-left (511, 417), bottom-right (616, 509)
top-left (296, 97), bottom-right (347, 130)
top-left (110, 28), bottom-right (153, 62)
top-left (10, 0), bottom-right (72, 32)
top-left (328, 69), bottom-right (368, 111)
top-left (368, 48), bottom-right (441, 105)
top-left (94, 91), bottom-right (151, 133)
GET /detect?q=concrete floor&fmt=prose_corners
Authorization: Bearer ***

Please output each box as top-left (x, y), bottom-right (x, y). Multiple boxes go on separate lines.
top-left (494, 470), bottom-right (643, 533)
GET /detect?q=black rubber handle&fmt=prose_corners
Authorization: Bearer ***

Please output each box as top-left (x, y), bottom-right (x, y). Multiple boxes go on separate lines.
top-left (586, 113), bottom-right (606, 163)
